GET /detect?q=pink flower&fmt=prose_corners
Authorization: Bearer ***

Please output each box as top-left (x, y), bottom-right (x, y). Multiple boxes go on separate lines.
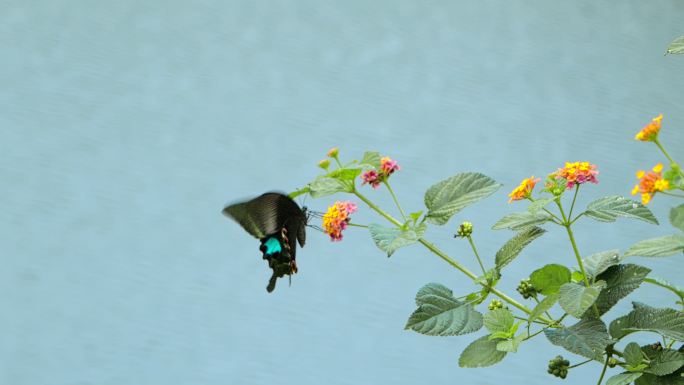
top-left (380, 156), bottom-right (400, 175)
top-left (362, 170), bottom-right (381, 189)
top-left (322, 201), bottom-right (358, 241)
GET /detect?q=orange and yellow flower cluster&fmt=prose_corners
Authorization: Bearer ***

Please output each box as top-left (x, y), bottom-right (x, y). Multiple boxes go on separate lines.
top-left (322, 201), bottom-right (358, 241)
top-left (631, 163), bottom-right (671, 205)
top-left (508, 176), bottom-right (540, 203)
top-left (362, 156), bottom-right (401, 188)
top-left (635, 114), bottom-right (662, 142)
top-left (551, 161), bottom-right (599, 189)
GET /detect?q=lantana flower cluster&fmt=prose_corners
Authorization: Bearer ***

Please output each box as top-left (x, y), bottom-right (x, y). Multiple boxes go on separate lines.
top-left (631, 163), bottom-right (671, 205)
top-left (322, 201), bottom-right (358, 241)
top-left (362, 156), bottom-right (400, 188)
top-left (551, 162), bottom-right (599, 190)
top-left (635, 114), bottom-right (662, 142)
top-left (508, 176), bottom-right (540, 202)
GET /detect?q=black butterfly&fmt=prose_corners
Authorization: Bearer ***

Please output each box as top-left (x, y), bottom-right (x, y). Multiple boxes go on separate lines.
top-left (222, 192), bottom-right (307, 292)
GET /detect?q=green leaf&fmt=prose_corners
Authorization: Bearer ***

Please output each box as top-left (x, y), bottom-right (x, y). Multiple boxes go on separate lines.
top-left (610, 302), bottom-right (684, 341)
top-left (369, 223), bottom-right (427, 257)
top-left (529, 293), bottom-right (559, 324)
top-left (530, 264), bottom-right (572, 295)
top-left (606, 373), bottom-right (643, 385)
top-left (406, 283), bottom-right (483, 336)
top-left (327, 167), bottom-right (362, 181)
top-left (528, 197), bottom-right (554, 213)
top-left (289, 186), bottom-right (310, 199)
top-left (358, 151), bottom-right (381, 170)
top-left (559, 281), bottom-right (606, 318)
top-left (424, 173), bottom-right (502, 225)
top-left (625, 235), bottom-right (684, 258)
top-left (308, 176), bottom-right (351, 198)
top-left (496, 332), bottom-right (527, 353)
top-left (494, 226), bottom-right (546, 270)
top-left (671, 204), bottom-right (684, 232)
top-left (544, 318), bottom-right (612, 360)
top-left (666, 35), bottom-right (684, 55)
top-left (643, 277), bottom-right (684, 300)
top-left (583, 249), bottom-right (622, 279)
top-left (409, 210), bottom-right (423, 222)
top-left (459, 335), bottom-right (507, 368)
top-left (624, 342), bottom-right (644, 367)
top-left (492, 211), bottom-right (552, 231)
top-left (585, 195), bottom-right (658, 224)
top-left (636, 371), bottom-right (684, 385)
top-left (484, 308), bottom-right (515, 335)
top-left (647, 349), bottom-right (684, 376)
top-left (593, 264), bottom-right (651, 315)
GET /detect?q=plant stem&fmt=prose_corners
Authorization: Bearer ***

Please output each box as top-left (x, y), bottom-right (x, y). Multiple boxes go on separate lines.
top-left (661, 191), bottom-right (684, 198)
top-left (568, 359), bottom-right (593, 369)
top-left (354, 190), bottom-right (551, 323)
top-left (654, 138), bottom-right (679, 169)
top-left (384, 181), bottom-right (407, 221)
top-left (568, 185), bottom-right (580, 220)
top-left (556, 199), bottom-right (591, 287)
top-left (467, 236), bottom-right (487, 276)
top-left (596, 354), bottom-right (610, 385)
top-left (347, 222), bottom-right (368, 228)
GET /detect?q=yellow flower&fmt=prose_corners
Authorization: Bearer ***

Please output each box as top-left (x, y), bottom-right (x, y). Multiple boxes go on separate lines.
top-left (631, 163), bottom-right (670, 205)
top-left (635, 114), bottom-right (663, 142)
top-left (508, 176), bottom-right (540, 203)
top-left (552, 162), bottom-right (599, 189)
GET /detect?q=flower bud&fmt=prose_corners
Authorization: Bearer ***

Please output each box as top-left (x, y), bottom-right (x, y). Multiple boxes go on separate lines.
top-left (318, 159), bottom-right (330, 170)
top-left (517, 278), bottom-right (537, 299)
top-left (454, 221), bottom-right (473, 238)
top-left (488, 299), bottom-right (504, 310)
top-left (327, 147), bottom-right (339, 158)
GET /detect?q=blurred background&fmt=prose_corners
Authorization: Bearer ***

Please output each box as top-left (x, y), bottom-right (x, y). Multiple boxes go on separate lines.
top-left (1, 1), bottom-right (683, 384)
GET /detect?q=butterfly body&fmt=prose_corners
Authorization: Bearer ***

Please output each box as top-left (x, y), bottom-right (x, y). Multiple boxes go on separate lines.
top-left (222, 192), bottom-right (306, 292)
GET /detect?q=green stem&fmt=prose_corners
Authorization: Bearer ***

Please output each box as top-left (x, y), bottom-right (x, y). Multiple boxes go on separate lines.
top-left (354, 190), bottom-right (551, 323)
top-left (333, 156), bottom-right (343, 168)
top-left (660, 191), bottom-right (684, 198)
top-left (384, 181), bottom-right (407, 221)
top-left (347, 222), bottom-right (369, 228)
top-left (467, 236), bottom-right (487, 276)
top-left (568, 359), bottom-right (593, 369)
top-left (654, 138), bottom-right (679, 169)
top-left (568, 185), bottom-right (580, 221)
top-left (596, 355), bottom-right (610, 385)
top-left (524, 328), bottom-right (545, 340)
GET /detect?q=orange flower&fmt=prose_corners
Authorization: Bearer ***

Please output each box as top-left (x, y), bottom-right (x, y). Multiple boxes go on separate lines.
top-left (631, 163), bottom-right (670, 204)
top-left (552, 162), bottom-right (599, 189)
top-left (508, 176), bottom-right (540, 203)
top-left (635, 114), bottom-right (663, 142)
top-left (322, 201), bottom-right (358, 241)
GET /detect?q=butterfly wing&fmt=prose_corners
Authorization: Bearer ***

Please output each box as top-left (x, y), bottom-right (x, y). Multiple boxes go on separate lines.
top-left (222, 192), bottom-right (294, 238)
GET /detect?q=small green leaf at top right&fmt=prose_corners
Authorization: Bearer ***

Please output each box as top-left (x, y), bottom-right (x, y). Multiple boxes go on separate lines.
top-left (670, 203), bottom-right (684, 232)
top-left (666, 35), bottom-right (684, 54)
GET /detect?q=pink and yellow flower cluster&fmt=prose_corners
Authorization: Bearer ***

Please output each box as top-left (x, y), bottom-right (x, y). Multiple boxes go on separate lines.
top-left (635, 114), bottom-right (662, 142)
top-left (551, 161), bottom-right (599, 189)
top-left (631, 163), bottom-right (671, 205)
top-left (362, 156), bottom-right (401, 188)
top-left (322, 201), bottom-right (358, 241)
top-left (508, 176), bottom-right (540, 203)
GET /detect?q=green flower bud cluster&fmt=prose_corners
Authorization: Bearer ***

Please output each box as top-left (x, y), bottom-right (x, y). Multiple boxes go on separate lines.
top-left (454, 221), bottom-right (473, 238)
top-left (516, 278), bottom-right (537, 299)
top-left (548, 355), bottom-right (570, 379)
top-left (488, 299), bottom-right (504, 310)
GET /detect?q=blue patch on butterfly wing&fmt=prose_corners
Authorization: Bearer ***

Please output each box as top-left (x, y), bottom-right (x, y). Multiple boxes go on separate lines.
top-left (263, 237), bottom-right (282, 255)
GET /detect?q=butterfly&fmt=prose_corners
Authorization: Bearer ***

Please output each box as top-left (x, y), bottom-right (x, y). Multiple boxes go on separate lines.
top-left (222, 192), bottom-right (308, 292)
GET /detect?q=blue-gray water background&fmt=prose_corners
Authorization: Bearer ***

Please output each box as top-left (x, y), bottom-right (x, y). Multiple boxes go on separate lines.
top-left (1, 1), bottom-right (683, 384)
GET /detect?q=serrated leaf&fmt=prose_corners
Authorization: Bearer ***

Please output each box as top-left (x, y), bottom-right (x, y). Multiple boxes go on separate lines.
top-left (369, 223), bottom-right (426, 257)
top-left (593, 264), bottom-right (651, 315)
top-left (529, 293), bottom-right (559, 324)
top-left (583, 249), bottom-right (622, 279)
top-left (358, 151), bottom-right (381, 170)
top-left (406, 283), bottom-right (483, 336)
top-left (496, 332), bottom-right (527, 353)
top-left (424, 173), bottom-right (502, 225)
top-left (484, 308), bottom-right (514, 334)
top-left (671, 204), bottom-right (684, 232)
top-left (409, 210), bottom-right (423, 222)
top-left (530, 264), bottom-right (572, 295)
top-left (643, 277), bottom-right (684, 300)
top-left (544, 318), bottom-right (612, 360)
top-left (636, 372), bottom-right (684, 385)
top-left (624, 342), bottom-right (644, 367)
top-left (494, 226), bottom-right (546, 270)
top-left (610, 302), bottom-right (684, 341)
top-left (625, 235), bottom-right (684, 258)
top-left (528, 197), bottom-right (554, 213)
top-left (492, 211), bottom-right (552, 231)
top-left (308, 176), bottom-right (351, 198)
top-left (667, 35), bottom-right (684, 54)
top-left (606, 372), bottom-right (643, 385)
top-left (559, 281), bottom-right (606, 318)
top-left (459, 335), bottom-right (507, 368)
top-left (647, 349), bottom-right (684, 376)
top-left (585, 195), bottom-right (658, 224)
